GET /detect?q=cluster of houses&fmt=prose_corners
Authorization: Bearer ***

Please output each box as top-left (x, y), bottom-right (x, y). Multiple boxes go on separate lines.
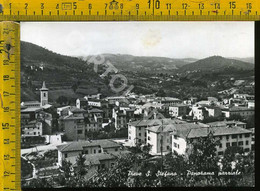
top-left (20, 82), bottom-right (56, 147)
top-left (21, 82), bottom-right (254, 176)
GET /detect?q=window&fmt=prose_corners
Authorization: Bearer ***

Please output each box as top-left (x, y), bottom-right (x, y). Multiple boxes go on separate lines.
top-left (218, 151), bottom-right (223, 155)
top-left (239, 134), bottom-right (242, 138)
top-left (245, 134), bottom-right (250, 138)
top-left (244, 148), bottom-right (250, 152)
top-left (148, 130), bottom-right (150, 134)
top-left (226, 135), bottom-right (229, 140)
top-left (145, 133), bottom-right (147, 137)
top-left (219, 143), bottom-right (222, 148)
top-left (64, 153), bottom-right (68, 158)
top-left (99, 150), bottom-right (101, 153)
top-left (94, 149), bottom-right (96, 153)
top-left (129, 136), bottom-right (131, 139)
top-left (101, 164), bottom-right (105, 169)
top-left (139, 133), bottom-right (141, 136)
top-left (84, 150), bottom-right (88, 154)
top-left (232, 142), bottom-right (237, 147)
top-left (148, 136), bottom-right (150, 141)
top-left (115, 148), bottom-right (118, 151)
top-left (177, 144), bottom-right (179, 149)
top-left (174, 142), bottom-right (177, 148)
top-left (238, 141), bottom-right (243, 146)
top-left (34, 132), bottom-right (36, 135)
top-left (246, 141), bottom-right (249, 145)
top-left (167, 146), bottom-right (170, 150)
top-left (174, 135), bottom-right (177, 139)
top-left (77, 130), bottom-right (83, 134)
top-left (226, 143), bottom-right (230, 147)
top-left (232, 135), bottom-right (237, 139)
top-left (139, 127), bottom-right (141, 131)
top-left (138, 139), bottom-right (141, 143)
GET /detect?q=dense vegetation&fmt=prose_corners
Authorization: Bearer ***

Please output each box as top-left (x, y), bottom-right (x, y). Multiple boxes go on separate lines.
top-left (22, 133), bottom-right (254, 187)
top-left (21, 41), bottom-right (254, 103)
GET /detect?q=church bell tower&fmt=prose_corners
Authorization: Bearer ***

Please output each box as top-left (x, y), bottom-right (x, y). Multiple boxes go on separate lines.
top-left (40, 81), bottom-right (48, 107)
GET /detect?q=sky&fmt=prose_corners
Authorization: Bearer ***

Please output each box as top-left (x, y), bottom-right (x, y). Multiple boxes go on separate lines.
top-left (21, 22), bottom-right (254, 59)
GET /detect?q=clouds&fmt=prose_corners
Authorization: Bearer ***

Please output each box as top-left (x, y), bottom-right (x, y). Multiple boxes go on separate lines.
top-left (21, 21), bottom-right (254, 59)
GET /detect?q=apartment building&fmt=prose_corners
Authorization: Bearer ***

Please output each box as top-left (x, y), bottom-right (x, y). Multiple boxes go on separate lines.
top-left (171, 124), bottom-right (252, 156)
top-left (169, 104), bottom-right (188, 117)
top-left (128, 118), bottom-right (187, 155)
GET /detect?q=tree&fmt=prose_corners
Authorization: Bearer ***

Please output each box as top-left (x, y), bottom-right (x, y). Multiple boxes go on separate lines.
top-left (75, 153), bottom-right (87, 178)
top-left (156, 88), bottom-right (166, 97)
top-left (23, 177), bottom-right (53, 188)
top-left (56, 96), bottom-right (68, 105)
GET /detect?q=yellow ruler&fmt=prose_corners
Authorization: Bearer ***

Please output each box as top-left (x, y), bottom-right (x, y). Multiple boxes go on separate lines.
top-left (0, 21), bottom-right (20, 191)
top-left (0, 0), bottom-right (258, 191)
top-left (0, 0), bottom-right (259, 21)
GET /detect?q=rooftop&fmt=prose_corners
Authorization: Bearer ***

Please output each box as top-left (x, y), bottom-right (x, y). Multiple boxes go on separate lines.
top-left (57, 139), bottom-right (122, 152)
top-left (63, 114), bottom-right (84, 120)
top-left (21, 107), bottom-right (43, 113)
top-left (187, 126), bottom-right (251, 138)
top-left (88, 108), bottom-right (103, 113)
top-left (70, 106), bottom-right (86, 113)
top-left (129, 118), bottom-right (186, 127)
top-left (207, 120), bottom-right (246, 127)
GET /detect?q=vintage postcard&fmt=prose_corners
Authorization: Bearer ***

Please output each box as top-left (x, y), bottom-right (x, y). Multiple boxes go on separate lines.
top-left (20, 22), bottom-right (255, 187)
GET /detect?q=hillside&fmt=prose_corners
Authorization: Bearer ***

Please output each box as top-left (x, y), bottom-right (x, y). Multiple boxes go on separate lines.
top-left (21, 41), bottom-right (112, 102)
top-left (21, 42), bottom-right (254, 103)
top-left (178, 56), bottom-right (254, 73)
top-left (228, 57), bottom-right (254, 64)
top-left (83, 54), bottom-right (191, 74)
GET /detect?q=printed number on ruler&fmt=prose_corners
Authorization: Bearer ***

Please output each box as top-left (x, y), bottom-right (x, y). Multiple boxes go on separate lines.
top-left (0, 21), bottom-right (21, 191)
top-left (0, 0), bottom-right (259, 20)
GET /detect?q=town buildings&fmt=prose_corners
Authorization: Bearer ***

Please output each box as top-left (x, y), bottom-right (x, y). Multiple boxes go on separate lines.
top-left (20, 82), bottom-right (53, 147)
top-left (128, 118), bottom-right (252, 156)
top-left (57, 139), bottom-right (124, 167)
top-left (169, 104), bottom-right (188, 117)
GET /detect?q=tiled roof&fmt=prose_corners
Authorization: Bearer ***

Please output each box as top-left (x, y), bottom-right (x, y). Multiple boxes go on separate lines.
top-left (187, 126), bottom-right (252, 138)
top-left (146, 124), bottom-right (176, 133)
top-left (21, 107), bottom-right (43, 113)
top-left (70, 106), bottom-right (86, 113)
top-left (63, 114), bottom-right (84, 120)
top-left (129, 118), bottom-right (186, 127)
top-left (80, 151), bottom-right (131, 166)
top-left (207, 120), bottom-right (246, 127)
top-left (83, 153), bottom-right (116, 166)
top-left (57, 139), bottom-right (121, 152)
top-left (172, 123), bottom-right (203, 139)
top-left (88, 108), bottom-right (103, 113)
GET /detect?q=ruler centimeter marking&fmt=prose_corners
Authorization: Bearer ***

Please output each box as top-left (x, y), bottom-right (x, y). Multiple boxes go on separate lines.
top-left (0, 0), bottom-right (259, 21)
top-left (0, 0), bottom-right (258, 191)
top-left (0, 21), bottom-right (21, 191)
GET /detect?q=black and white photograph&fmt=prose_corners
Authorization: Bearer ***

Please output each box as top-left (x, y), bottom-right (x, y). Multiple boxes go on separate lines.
top-left (20, 22), bottom-right (255, 187)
